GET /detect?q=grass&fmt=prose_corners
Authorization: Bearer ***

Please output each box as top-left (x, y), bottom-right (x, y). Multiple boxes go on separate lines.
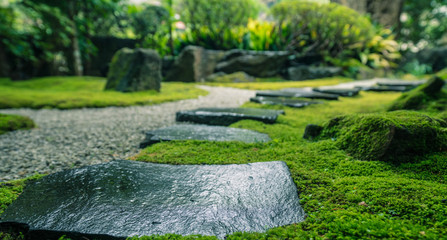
top-left (0, 114), bottom-right (35, 135)
top-left (204, 77), bottom-right (352, 90)
top-left (2, 81), bottom-right (447, 239)
top-left (0, 77), bottom-right (207, 109)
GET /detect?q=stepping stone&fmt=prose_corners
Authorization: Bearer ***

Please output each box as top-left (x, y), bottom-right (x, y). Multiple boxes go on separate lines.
top-left (363, 86), bottom-right (409, 92)
top-left (256, 90), bottom-right (338, 100)
top-left (140, 124), bottom-right (271, 148)
top-left (176, 108), bottom-right (284, 126)
top-left (250, 96), bottom-right (321, 108)
top-left (312, 87), bottom-right (360, 97)
top-left (0, 160), bottom-right (305, 239)
top-left (376, 79), bottom-right (425, 87)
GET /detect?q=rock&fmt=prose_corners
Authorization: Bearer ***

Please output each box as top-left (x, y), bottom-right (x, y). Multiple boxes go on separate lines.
top-left (250, 97), bottom-right (321, 108)
top-left (376, 79), bottom-right (426, 88)
top-left (286, 66), bottom-right (342, 81)
top-left (363, 86), bottom-right (409, 92)
top-left (306, 111), bottom-right (447, 163)
top-left (176, 108), bottom-right (284, 126)
top-left (105, 48), bottom-right (162, 92)
top-left (215, 50), bottom-right (290, 78)
top-left (256, 90), bottom-right (339, 100)
top-left (388, 76), bottom-right (446, 111)
top-left (205, 71), bottom-right (255, 83)
top-left (140, 124), bottom-right (271, 148)
top-left (303, 124), bottom-right (324, 140)
top-left (164, 46), bottom-right (225, 82)
top-left (312, 87), bottom-right (360, 97)
top-left (0, 160), bottom-right (305, 239)
top-left (412, 46), bottom-right (447, 72)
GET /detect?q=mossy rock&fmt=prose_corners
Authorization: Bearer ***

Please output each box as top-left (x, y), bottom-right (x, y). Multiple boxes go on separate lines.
top-left (388, 76), bottom-right (446, 111)
top-left (305, 111), bottom-right (447, 163)
top-left (0, 114), bottom-right (35, 135)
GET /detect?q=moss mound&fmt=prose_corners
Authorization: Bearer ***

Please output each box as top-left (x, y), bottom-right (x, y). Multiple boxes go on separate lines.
top-left (388, 76), bottom-right (447, 111)
top-left (0, 114), bottom-right (35, 135)
top-left (306, 111), bottom-right (447, 163)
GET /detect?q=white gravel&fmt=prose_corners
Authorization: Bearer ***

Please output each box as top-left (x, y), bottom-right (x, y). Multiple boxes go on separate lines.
top-left (0, 86), bottom-right (255, 181)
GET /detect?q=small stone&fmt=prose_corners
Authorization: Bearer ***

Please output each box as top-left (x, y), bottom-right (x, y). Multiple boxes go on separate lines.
top-left (303, 124), bottom-right (323, 140)
top-left (358, 201), bottom-right (368, 207)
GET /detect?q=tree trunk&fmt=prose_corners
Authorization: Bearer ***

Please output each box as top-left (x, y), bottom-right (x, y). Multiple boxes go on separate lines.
top-left (68, 1), bottom-right (83, 76)
top-left (331, 0), bottom-right (404, 28)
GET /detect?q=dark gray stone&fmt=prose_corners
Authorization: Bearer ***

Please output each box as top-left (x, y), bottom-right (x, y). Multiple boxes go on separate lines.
top-left (164, 46), bottom-right (225, 82)
top-left (303, 124), bottom-right (323, 140)
top-left (286, 66), bottom-right (342, 81)
top-left (250, 97), bottom-right (321, 108)
top-left (105, 48), bottom-right (161, 92)
top-left (376, 79), bottom-right (425, 88)
top-left (256, 90), bottom-right (339, 100)
top-left (0, 160), bottom-right (305, 239)
top-left (215, 50), bottom-right (290, 78)
top-left (312, 87), bottom-right (360, 97)
top-left (140, 124), bottom-right (271, 148)
top-left (363, 86), bottom-right (409, 92)
top-left (176, 108), bottom-right (284, 126)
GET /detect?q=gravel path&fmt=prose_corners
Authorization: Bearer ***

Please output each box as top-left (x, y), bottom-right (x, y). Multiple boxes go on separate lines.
top-left (0, 86), bottom-right (255, 181)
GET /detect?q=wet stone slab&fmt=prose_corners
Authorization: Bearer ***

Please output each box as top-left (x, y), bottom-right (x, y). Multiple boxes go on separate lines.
top-left (376, 79), bottom-right (426, 87)
top-left (250, 96), bottom-right (321, 108)
top-left (312, 87), bottom-right (360, 97)
top-left (176, 108), bottom-right (285, 126)
top-left (362, 86), bottom-right (410, 92)
top-left (140, 124), bottom-right (271, 148)
top-left (0, 160), bottom-right (305, 239)
top-left (256, 90), bottom-right (339, 100)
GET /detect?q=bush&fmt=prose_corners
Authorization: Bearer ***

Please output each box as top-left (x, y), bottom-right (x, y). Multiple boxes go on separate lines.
top-left (0, 114), bottom-right (35, 135)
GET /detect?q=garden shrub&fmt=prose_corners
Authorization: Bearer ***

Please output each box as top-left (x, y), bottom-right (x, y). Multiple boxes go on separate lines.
top-left (307, 111), bottom-right (447, 163)
top-left (0, 114), bottom-right (35, 135)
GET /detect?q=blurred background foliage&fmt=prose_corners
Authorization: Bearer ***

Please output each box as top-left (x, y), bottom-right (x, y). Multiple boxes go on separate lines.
top-left (0, 0), bottom-right (446, 78)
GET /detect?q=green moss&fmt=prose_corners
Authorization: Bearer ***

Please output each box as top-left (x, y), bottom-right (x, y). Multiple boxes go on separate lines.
top-left (388, 76), bottom-right (447, 111)
top-left (4, 88), bottom-right (447, 239)
top-left (0, 77), bottom-right (207, 109)
top-left (0, 114), bottom-right (35, 135)
top-left (315, 111), bottom-right (447, 163)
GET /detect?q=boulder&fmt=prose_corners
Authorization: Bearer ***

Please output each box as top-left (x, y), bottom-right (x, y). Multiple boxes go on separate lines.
top-left (105, 48), bottom-right (161, 92)
top-left (164, 46), bottom-right (225, 82)
top-left (305, 111), bottom-right (447, 163)
top-left (286, 66), bottom-right (342, 81)
top-left (0, 160), bottom-right (305, 239)
top-left (176, 108), bottom-right (284, 126)
top-left (215, 50), bottom-right (290, 78)
top-left (205, 71), bottom-right (255, 83)
top-left (140, 124), bottom-right (271, 148)
top-left (388, 76), bottom-right (446, 111)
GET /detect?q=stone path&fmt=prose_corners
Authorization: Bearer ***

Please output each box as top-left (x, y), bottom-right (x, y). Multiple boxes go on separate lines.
top-left (0, 86), bottom-right (255, 181)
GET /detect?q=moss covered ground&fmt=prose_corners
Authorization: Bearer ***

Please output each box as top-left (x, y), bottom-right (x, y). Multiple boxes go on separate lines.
top-left (2, 79), bottom-right (447, 239)
top-left (0, 114), bottom-right (35, 135)
top-left (0, 77), bottom-right (207, 109)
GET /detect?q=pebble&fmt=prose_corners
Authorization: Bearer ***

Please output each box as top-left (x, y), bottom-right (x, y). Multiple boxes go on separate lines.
top-left (0, 86), bottom-right (255, 181)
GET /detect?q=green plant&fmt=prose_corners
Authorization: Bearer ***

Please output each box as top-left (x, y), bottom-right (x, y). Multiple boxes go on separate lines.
top-left (402, 60), bottom-right (433, 76)
top-left (0, 114), bottom-right (35, 135)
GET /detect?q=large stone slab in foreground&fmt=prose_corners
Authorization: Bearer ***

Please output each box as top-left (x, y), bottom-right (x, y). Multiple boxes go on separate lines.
top-left (176, 108), bottom-right (285, 126)
top-left (0, 160), bottom-right (305, 239)
top-left (140, 124), bottom-right (271, 148)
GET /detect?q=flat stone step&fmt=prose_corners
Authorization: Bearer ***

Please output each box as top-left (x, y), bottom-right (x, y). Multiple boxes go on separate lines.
top-left (0, 160), bottom-right (305, 239)
top-left (312, 87), bottom-right (361, 97)
top-left (250, 96), bottom-right (321, 108)
top-left (140, 124), bottom-right (271, 148)
top-left (376, 79), bottom-right (425, 87)
top-left (363, 86), bottom-right (409, 92)
top-left (256, 90), bottom-right (339, 100)
top-left (176, 108), bottom-right (284, 126)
